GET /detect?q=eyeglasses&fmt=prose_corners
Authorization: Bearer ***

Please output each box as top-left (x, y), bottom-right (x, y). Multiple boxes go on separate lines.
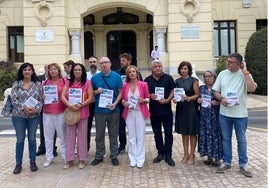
top-left (99, 61), bottom-right (110, 65)
top-left (89, 61), bottom-right (96, 63)
top-left (226, 59), bottom-right (238, 64)
top-left (204, 75), bottom-right (213, 78)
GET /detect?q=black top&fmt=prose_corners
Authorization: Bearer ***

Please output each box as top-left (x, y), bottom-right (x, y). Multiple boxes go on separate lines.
top-left (144, 73), bottom-right (175, 116)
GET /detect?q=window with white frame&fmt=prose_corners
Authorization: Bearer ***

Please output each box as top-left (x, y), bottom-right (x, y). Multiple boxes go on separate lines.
top-left (214, 21), bottom-right (236, 57)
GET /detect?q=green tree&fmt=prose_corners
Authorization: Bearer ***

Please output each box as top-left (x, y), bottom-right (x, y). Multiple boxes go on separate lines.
top-left (245, 27), bottom-right (267, 95)
top-left (0, 61), bottom-right (17, 100)
top-left (215, 56), bottom-right (227, 76)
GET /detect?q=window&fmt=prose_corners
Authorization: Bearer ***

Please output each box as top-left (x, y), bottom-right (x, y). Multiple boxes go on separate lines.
top-left (8, 26), bottom-right (24, 62)
top-left (214, 21), bottom-right (236, 57)
top-left (256, 19), bottom-right (267, 30)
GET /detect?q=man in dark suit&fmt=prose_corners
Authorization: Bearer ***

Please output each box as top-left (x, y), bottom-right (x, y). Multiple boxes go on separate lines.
top-left (36, 64), bottom-right (58, 157)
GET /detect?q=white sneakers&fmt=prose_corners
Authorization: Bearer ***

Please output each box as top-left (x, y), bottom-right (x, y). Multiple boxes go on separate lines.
top-left (43, 160), bottom-right (52, 167)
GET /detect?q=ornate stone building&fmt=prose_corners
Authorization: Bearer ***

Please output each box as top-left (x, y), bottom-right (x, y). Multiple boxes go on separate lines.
top-left (0, 0), bottom-right (267, 74)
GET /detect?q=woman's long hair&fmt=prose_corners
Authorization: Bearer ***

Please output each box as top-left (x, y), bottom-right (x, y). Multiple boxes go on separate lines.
top-left (69, 63), bottom-right (87, 86)
top-left (16, 62), bottom-right (38, 82)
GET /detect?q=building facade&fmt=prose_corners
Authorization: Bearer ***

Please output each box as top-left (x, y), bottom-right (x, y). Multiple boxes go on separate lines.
top-left (0, 0), bottom-right (267, 74)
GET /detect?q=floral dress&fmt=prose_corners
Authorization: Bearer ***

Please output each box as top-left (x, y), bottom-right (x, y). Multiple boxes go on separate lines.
top-left (198, 85), bottom-right (222, 159)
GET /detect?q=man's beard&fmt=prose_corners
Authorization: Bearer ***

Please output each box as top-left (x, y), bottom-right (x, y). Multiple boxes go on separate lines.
top-left (90, 65), bottom-right (97, 70)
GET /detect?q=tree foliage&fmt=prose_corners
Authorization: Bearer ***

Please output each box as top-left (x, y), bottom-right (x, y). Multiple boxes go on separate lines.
top-left (0, 61), bottom-right (17, 100)
top-left (215, 56), bottom-right (227, 76)
top-left (245, 27), bottom-right (267, 95)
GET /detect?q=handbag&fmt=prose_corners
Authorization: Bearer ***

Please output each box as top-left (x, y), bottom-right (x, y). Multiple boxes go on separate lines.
top-left (1, 95), bottom-right (13, 116)
top-left (64, 108), bottom-right (80, 125)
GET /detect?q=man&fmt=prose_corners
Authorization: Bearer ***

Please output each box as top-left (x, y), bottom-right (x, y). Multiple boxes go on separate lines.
top-left (213, 53), bottom-right (257, 178)
top-left (63, 60), bottom-right (75, 78)
top-left (144, 60), bottom-right (176, 166)
top-left (36, 64), bottom-right (58, 157)
top-left (91, 57), bottom-right (122, 166)
top-left (86, 56), bottom-right (100, 151)
top-left (151, 45), bottom-right (159, 60)
top-left (115, 53), bottom-right (143, 155)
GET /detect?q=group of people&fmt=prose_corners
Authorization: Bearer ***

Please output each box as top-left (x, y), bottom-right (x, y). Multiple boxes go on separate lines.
top-left (10, 52), bottom-right (256, 178)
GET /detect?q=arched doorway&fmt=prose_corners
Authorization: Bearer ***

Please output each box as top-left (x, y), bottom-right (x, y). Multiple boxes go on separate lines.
top-left (84, 31), bottom-right (93, 60)
top-left (107, 30), bottom-right (136, 70)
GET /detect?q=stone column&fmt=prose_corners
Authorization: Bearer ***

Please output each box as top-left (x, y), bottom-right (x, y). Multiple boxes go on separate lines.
top-left (69, 30), bottom-right (81, 56)
top-left (156, 28), bottom-right (166, 53)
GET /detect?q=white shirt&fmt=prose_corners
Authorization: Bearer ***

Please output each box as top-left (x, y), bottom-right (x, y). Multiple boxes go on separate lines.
top-left (87, 70), bottom-right (101, 80)
top-left (151, 49), bottom-right (159, 60)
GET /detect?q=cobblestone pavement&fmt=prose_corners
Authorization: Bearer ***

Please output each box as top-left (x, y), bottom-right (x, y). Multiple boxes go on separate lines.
top-left (0, 130), bottom-right (267, 188)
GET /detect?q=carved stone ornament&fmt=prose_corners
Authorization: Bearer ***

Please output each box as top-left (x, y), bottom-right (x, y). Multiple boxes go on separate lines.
top-left (180, 0), bottom-right (200, 23)
top-left (33, 0), bottom-right (54, 27)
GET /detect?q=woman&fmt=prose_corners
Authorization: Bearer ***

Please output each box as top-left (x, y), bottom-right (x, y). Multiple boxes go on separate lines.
top-left (61, 63), bottom-right (93, 169)
top-left (42, 63), bottom-right (67, 167)
top-left (121, 65), bottom-right (150, 168)
top-left (197, 70), bottom-right (222, 166)
top-left (11, 62), bottom-right (43, 174)
top-left (174, 61), bottom-right (200, 164)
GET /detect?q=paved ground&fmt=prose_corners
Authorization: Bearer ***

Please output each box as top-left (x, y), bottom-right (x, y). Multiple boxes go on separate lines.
top-left (0, 131), bottom-right (267, 188)
top-left (0, 94), bottom-right (267, 188)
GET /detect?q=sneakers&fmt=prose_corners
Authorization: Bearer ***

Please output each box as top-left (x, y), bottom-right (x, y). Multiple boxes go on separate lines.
top-left (216, 163), bottom-right (231, 174)
top-left (43, 160), bottom-right (52, 167)
top-left (13, 164), bottom-right (22, 174)
top-left (63, 161), bottom-right (73, 170)
top-left (30, 162), bottom-right (38, 172)
top-left (240, 166), bottom-right (253, 178)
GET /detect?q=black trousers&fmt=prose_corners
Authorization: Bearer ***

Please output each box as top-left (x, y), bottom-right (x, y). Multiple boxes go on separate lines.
top-left (150, 113), bottom-right (173, 157)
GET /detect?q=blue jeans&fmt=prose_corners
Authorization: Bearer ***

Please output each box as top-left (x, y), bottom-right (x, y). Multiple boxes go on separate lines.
top-left (219, 114), bottom-right (248, 167)
top-left (12, 116), bottom-right (40, 165)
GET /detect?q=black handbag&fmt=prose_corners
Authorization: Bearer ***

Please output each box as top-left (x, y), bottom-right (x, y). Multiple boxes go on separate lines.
top-left (1, 95), bottom-right (13, 116)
